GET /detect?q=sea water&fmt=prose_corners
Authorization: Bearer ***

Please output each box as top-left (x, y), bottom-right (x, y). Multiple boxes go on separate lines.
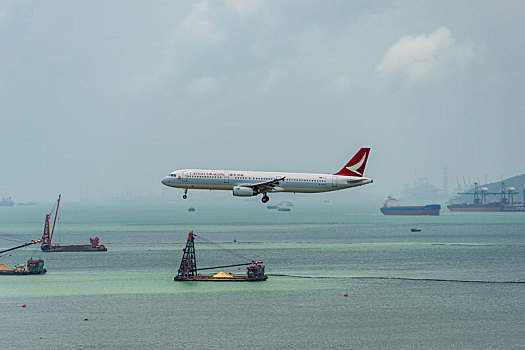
top-left (0, 199), bottom-right (524, 349)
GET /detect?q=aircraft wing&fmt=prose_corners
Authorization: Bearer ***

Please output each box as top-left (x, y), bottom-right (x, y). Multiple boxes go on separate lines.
top-left (240, 177), bottom-right (285, 193)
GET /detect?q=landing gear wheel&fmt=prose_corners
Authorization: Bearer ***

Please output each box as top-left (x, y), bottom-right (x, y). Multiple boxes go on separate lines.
top-left (261, 195), bottom-right (269, 203)
top-left (183, 189), bottom-right (188, 199)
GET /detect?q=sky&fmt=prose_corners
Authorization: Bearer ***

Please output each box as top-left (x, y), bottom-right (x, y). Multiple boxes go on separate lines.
top-left (1, 0), bottom-right (524, 202)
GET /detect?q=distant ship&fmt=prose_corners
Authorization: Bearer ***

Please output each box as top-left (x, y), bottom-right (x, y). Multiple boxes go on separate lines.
top-left (380, 196), bottom-right (440, 216)
top-left (447, 182), bottom-right (525, 212)
top-left (0, 195), bottom-right (14, 207)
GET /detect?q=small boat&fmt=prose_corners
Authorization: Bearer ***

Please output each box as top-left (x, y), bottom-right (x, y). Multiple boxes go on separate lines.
top-left (411, 228), bottom-right (422, 232)
top-left (17, 202), bottom-right (37, 206)
top-left (187, 207), bottom-right (196, 212)
top-left (266, 205), bottom-right (278, 210)
top-left (277, 207), bottom-right (291, 212)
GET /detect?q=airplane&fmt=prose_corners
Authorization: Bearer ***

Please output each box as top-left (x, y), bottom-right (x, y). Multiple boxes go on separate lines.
top-left (161, 147), bottom-right (372, 203)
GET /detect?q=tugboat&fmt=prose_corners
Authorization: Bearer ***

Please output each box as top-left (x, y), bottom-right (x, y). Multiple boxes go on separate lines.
top-left (41, 195), bottom-right (107, 252)
top-left (0, 258), bottom-right (46, 275)
top-left (0, 240), bottom-right (47, 275)
top-left (174, 231), bottom-right (267, 282)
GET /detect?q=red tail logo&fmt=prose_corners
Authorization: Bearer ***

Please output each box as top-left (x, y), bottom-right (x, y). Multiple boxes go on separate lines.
top-left (333, 148), bottom-right (370, 177)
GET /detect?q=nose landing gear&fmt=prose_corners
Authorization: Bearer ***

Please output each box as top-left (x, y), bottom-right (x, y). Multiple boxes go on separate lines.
top-left (183, 189), bottom-right (188, 199)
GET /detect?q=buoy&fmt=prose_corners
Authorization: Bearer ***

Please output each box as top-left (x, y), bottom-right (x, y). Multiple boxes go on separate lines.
top-left (40, 337), bottom-right (43, 339)
top-left (22, 304), bottom-right (26, 307)
top-left (84, 318), bottom-right (89, 321)
top-left (344, 293), bottom-right (348, 297)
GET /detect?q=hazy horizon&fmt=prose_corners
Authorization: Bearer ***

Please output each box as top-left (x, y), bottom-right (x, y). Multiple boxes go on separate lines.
top-left (1, 1), bottom-right (524, 202)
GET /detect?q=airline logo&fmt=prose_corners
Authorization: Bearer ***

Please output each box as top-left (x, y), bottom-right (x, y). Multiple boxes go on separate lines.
top-left (333, 148), bottom-right (370, 177)
top-left (346, 153), bottom-right (367, 176)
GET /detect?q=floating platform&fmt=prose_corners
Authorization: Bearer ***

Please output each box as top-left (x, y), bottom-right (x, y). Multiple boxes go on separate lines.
top-left (173, 261), bottom-right (268, 282)
top-left (41, 244), bottom-right (107, 252)
top-left (41, 237), bottom-right (107, 252)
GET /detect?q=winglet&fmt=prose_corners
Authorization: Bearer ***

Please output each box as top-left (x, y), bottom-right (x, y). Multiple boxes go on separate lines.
top-left (333, 148), bottom-right (370, 177)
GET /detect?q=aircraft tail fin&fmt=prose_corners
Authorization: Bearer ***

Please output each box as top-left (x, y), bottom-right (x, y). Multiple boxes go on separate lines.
top-left (333, 148), bottom-right (370, 177)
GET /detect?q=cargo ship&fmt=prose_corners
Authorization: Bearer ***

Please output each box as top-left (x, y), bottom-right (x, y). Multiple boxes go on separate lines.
top-left (40, 194), bottom-right (107, 252)
top-left (0, 194), bottom-right (14, 207)
top-left (447, 182), bottom-right (525, 212)
top-left (0, 258), bottom-right (46, 275)
top-left (380, 196), bottom-right (440, 216)
top-left (174, 231), bottom-right (267, 282)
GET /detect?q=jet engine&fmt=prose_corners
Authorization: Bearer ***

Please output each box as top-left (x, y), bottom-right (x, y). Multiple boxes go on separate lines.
top-left (232, 186), bottom-right (258, 197)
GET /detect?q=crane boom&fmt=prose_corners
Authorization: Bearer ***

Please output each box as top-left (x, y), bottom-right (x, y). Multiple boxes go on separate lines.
top-left (0, 239), bottom-right (42, 255)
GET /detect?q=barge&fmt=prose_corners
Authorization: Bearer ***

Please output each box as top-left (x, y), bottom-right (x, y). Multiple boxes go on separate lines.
top-left (174, 231), bottom-right (267, 282)
top-left (41, 195), bottom-right (107, 252)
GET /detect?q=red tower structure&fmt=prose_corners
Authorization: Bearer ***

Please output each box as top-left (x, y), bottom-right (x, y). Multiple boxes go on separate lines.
top-left (41, 194), bottom-right (60, 251)
top-left (176, 231), bottom-right (198, 279)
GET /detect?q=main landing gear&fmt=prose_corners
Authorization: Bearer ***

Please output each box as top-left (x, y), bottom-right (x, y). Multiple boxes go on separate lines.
top-left (183, 189), bottom-right (188, 199)
top-left (261, 194), bottom-right (269, 203)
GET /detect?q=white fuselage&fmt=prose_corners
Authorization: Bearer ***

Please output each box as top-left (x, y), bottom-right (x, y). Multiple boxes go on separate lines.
top-left (161, 169), bottom-right (372, 193)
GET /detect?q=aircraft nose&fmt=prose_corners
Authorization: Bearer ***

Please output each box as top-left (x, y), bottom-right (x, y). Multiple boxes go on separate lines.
top-left (161, 176), bottom-right (170, 186)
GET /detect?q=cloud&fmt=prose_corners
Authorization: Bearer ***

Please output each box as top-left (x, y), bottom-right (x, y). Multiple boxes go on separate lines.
top-left (261, 70), bottom-right (280, 91)
top-left (188, 76), bottom-right (220, 96)
top-left (122, 62), bottom-right (179, 96)
top-left (172, 2), bottom-right (227, 45)
top-left (225, 0), bottom-right (264, 17)
top-left (329, 74), bottom-right (352, 91)
top-left (376, 26), bottom-right (479, 83)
